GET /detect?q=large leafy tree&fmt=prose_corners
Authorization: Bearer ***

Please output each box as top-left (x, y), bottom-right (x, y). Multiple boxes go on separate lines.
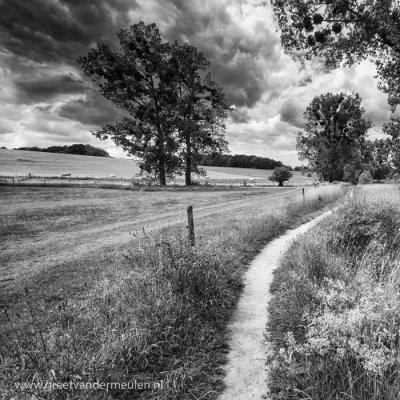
top-left (78, 22), bottom-right (178, 185)
top-left (170, 43), bottom-right (229, 185)
top-left (297, 92), bottom-right (371, 182)
top-left (78, 22), bottom-right (229, 186)
top-left (272, 0), bottom-right (400, 110)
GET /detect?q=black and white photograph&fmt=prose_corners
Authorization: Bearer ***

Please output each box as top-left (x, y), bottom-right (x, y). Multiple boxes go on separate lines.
top-left (1, 0), bottom-right (400, 399)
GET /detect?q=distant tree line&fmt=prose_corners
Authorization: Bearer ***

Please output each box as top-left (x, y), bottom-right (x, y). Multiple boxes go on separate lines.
top-left (199, 153), bottom-right (288, 170)
top-left (17, 144), bottom-right (110, 157)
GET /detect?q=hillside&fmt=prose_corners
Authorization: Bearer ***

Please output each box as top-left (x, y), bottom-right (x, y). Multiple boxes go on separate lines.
top-left (16, 144), bottom-right (110, 157)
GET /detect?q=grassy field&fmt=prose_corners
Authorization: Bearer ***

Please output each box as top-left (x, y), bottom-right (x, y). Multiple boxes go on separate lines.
top-left (267, 184), bottom-right (400, 400)
top-left (1, 185), bottom-right (301, 313)
top-left (1, 149), bottom-right (315, 186)
top-left (203, 166), bottom-right (316, 185)
top-left (0, 184), bottom-right (345, 399)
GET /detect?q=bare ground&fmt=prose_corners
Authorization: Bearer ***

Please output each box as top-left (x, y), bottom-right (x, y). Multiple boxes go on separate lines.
top-left (218, 209), bottom-right (334, 400)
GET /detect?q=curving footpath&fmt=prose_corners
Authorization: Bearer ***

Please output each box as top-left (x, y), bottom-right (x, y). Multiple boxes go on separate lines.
top-left (218, 209), bottom-right (334, 400)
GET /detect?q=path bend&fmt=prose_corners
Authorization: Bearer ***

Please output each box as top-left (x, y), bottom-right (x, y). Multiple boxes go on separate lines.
top-left (218, 209), bottom-right (334, 400)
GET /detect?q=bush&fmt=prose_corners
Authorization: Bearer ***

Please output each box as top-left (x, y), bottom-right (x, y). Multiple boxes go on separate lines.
top-left (358, 169), bottom-right (373, 184)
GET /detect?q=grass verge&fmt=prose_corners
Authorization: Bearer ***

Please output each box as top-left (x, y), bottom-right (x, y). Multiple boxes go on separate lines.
top-left (267, 184), bottom-right (400, 400)
top-left (1, 186), bottom-right (345, 400)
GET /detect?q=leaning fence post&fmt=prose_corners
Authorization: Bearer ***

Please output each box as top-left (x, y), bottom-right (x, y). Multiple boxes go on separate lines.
top-left (187, 205), bottom-right (195, 246)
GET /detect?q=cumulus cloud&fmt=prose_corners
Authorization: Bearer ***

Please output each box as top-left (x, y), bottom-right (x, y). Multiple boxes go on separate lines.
top-left (0, 0), bottom-right (393, 165)
top-left (279, 99), bottom-right (305, 129)
top-left (230, 107), bottom-right (251, 124)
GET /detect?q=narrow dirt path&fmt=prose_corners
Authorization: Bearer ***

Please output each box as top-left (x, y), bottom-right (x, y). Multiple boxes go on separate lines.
top-left (218, 209), bottom-right (334, 400)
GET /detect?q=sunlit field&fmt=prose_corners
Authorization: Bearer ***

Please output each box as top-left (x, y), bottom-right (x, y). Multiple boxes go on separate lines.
top-left (0, 149), bottom-right (315, 186)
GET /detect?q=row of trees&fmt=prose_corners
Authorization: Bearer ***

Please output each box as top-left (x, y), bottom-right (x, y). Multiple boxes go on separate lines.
top-left (199, 153), bottom-right (286, 169)
top-left (17, 144), bottom-right (110, 157)
top-left (297, 92), bottom-right (400, 183)
top-left (78, 22), bottom-right (230, 185)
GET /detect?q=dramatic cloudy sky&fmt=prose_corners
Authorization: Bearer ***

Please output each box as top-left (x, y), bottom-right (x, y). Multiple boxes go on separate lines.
top-left (0, 0), bottom-right (392, 165)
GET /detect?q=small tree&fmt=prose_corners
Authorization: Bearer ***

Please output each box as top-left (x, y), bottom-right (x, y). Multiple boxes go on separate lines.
top-left (269, 167), bottom-right (293, 187)
top-left (358, 170), bottom-right (374, 185)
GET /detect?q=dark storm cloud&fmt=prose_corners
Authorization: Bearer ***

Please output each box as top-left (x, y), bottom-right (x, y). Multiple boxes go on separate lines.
top-left (0, 0), bottom-right (136, 63)
top-left (0, 0), bottom-right (306, 156)
top-left (211, 58), bottom-right (267, 107)
top-left (0, 0), bottom-right (281, 110)
top-left (58, 90), bottom-right (126, 125)
top-left (14, 73), bottom-right (85, 104)
top-left (153, 0), bottom-right (281, 107)
top-left (279, 99), bottom-right (305, 129)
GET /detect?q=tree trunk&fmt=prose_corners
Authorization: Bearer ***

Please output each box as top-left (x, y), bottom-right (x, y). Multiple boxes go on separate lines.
top-left (159, 155), bottom-right (166, 186)
top-left (185, 131), bottom-right (192, 186)
top-left (278, 180), bottom-right (283, 187)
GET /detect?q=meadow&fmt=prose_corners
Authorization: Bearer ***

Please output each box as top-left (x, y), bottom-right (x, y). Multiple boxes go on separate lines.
top-left (0, 184), bottom-right (345, 399)
top-left (0, 185), bottom-right (299, 312)
top-left (0, 149), bottom-right (314, 186)
top-left (267, 184), bottom-right (400, 400)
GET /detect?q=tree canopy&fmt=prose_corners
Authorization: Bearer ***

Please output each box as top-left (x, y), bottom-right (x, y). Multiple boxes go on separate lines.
top-left (78, 22), bottom-right (229, 185)
top-left (297, 92), bottom-right (371, 182)
top-left (272, 0), bottom-right (400, 110)
top-left (170, 42), bottom-right (229, 185)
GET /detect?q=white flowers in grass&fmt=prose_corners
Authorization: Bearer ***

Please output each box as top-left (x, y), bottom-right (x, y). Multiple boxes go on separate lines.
top-left (283, 276), bottom-right (400, 375)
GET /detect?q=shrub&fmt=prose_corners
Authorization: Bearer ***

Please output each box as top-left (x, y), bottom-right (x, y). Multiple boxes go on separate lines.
top-left (358, 169), bottom-right (373, 184)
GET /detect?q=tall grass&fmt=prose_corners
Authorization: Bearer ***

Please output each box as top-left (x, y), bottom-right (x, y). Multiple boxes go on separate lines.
top-left (267, 185), bottom-right (400, 400)
top-left (0, 186), bottom-right (344, 400)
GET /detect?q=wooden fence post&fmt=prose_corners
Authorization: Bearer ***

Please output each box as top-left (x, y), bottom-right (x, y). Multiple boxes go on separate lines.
top-left (187, 205), bottom-right (195, 246)
top-left (302, 188), bottom-right (305, 204)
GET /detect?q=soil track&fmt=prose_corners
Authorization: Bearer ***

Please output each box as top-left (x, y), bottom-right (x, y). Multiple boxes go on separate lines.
top-left (218, 209), bottom-right (333, 400)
